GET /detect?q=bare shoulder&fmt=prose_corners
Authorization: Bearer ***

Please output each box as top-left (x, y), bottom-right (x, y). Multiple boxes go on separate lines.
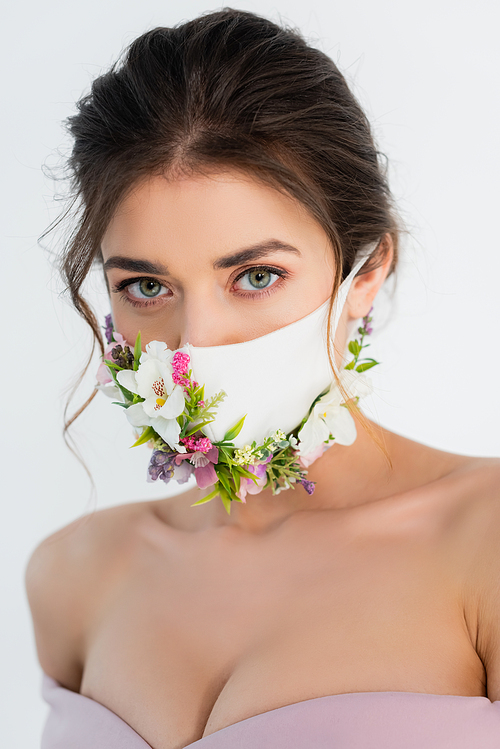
top-left (438, 455), bottom-right (500, 700)
top-left (429, 453), bottom-right (500, 558)
top-left (442, 455), bottom-right (500, 534)
top-left (25, 501), bottom-right (150, 690)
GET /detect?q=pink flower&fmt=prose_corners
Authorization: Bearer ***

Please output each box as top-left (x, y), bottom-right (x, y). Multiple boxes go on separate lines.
top-left (236, 460), bottom-right (270, 503)
top-left (175, 446), bottom-right (219, 489)
top-left (298, 443), bottom-right (325, 469)
top-left (171, 351), bottom-right (190, 384)
top-left (180, 435), bottom-right (213, 453)
top-left (96, 333), bottom-right (126, 385)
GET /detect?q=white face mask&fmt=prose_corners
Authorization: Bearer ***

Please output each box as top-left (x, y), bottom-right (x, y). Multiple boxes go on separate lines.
top-left (185, 241), bottom-right (378, 448)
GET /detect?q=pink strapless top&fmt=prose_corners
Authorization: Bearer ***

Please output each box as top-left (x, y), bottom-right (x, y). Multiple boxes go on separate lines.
top-left (41, 672), bottom-right (500, 748)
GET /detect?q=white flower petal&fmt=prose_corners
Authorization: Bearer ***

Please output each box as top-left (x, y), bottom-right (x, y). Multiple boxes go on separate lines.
top-left (144, 341), bottom-right (174, 363)
top-left (317, 383), bottom-right (343, 409)
top-left (116, 369), bottom-right (139, 394)
top-left (140, 396), bottom-right (161, 419)
top-left (136, 359), bottom-right (175, 399)
top-left (340, 369), bottom-right (373, 399)
top-left (157, 385), bottom-right (185, 419)
top-left (324, 405), bottom-right (357, 445)
top-left (151, 415), bottom-right (181, 450)
top-left (96, 382), bottom-right (121, 399)
top-left (134, 359), bottom-right (163, 399)
top-left (125, 402), bottom-right (151, 428)
top-left (297, 413), bottom-right (330, 456)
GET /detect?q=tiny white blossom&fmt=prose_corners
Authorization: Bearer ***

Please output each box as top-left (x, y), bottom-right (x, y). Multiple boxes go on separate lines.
top-left (233, 444), bottom-right (256, 465)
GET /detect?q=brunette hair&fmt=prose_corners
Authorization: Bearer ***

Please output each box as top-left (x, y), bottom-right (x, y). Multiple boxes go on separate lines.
top-left (57, 7), bottom-right (400, 441)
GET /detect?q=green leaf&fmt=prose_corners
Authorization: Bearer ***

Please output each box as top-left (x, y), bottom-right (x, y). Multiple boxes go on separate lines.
top-left (237, 466), bottom-right (259, 483)
top-left (230, 467), bottom-right (241, 493)
top-left (103, 359), bottom-right (122, 371)
top-left (344, 360), bottom-right (356, 370)
top-left (223, 415), bottom-right (247, 442)
top-left (219, 488), bottom-right (232, 515)
top-left (190, 485), bottom-right (221, 506)
top-left (355, 360), bottom-right (379, 372)
top-left (184, 419), bottom-right (214, 437)
top-left (111, 401), bottom-right (129, 408)
top-left (217, 468), bottom-right (233, 495)
top-left (118, 386), bottom-right (137, 403)
top-left (348, 340), bottom-right (361, 356)
top-left (130, 426), bottom-right (156, 448)
top-left (133, 331), bottom-right (142, 370)
top-left (220, 446), bottom-right (236, 464)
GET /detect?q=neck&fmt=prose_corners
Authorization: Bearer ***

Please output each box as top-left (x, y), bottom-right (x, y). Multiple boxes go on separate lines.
top-left (165, 411), bottom-right (398, 534)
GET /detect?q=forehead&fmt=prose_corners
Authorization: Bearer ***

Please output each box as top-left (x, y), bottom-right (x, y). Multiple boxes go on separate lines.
top-left (100, 170), bottom-right (331, 264)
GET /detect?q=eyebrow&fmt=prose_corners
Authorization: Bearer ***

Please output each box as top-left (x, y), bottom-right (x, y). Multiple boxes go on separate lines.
top-left (102, 239), bottom-right (301, 276)
top-left (212, 240), bottom-right (301, 270)
top-left (102, 257), bottom-right (169, 275)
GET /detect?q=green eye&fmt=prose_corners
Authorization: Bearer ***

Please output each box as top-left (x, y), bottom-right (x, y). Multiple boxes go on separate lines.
top-left (235, 267), bottom-right (282, 293)
top-left (138, 279), bottom-right (162, 297)
top-left (247, 269), bottom-right (272, 288)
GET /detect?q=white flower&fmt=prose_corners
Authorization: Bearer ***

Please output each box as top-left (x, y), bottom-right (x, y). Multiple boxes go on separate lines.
top-left (96, 381), bottom-right (121, 400)
top-left (297, 370), bottom-right (373, 457)
top-left (233, 444), bottom-right (256, 465)
top-left (116, 341), bottom-right (187, 452)
top-left (339, 368), bottom-right (374, 401)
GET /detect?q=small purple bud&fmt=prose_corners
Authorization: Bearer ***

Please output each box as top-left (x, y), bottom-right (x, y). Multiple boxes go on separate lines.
top-left (148, 464), bottom-right (162, 481)
top-left (104, 313), bottom-right (114, 345)
top-left (154, 451), bottom-right (170, 465)
top-left (299, 478), bottom-right (316, 495)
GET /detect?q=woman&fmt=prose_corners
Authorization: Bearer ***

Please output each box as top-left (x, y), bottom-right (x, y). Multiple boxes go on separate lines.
top-left (26, 8), bottom-right (500, 749)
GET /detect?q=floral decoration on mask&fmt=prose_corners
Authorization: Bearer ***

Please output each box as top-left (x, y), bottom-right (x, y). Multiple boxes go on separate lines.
top-left (97, 309), bottom-right (378, 514)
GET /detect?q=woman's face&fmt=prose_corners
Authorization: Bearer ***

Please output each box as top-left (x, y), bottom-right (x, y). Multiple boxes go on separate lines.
top-left (101, 170), bottom-right (336, 350)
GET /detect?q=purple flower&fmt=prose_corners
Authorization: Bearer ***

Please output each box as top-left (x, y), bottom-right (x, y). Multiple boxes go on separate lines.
top-left (299, 478), bottom-right (316, 495)
top-left (104, 313), bottom-right (114, 345)
top-left (172, 460), bottom-right (195, 484)
top-left (148, 450), bottom-right (176, 483)
top-left (360, 306), bottom-right (374, 335)
top-left (236, 458), bottom-right (270, 502)
top-left (147, 450), bottom-right (194, 485)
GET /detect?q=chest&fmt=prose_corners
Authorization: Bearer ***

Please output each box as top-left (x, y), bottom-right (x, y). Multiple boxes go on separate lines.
top-left (80, 512), bottom-right (484, 749)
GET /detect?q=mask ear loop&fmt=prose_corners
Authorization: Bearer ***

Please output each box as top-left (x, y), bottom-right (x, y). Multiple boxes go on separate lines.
top-left (327, 239), bottom-right (381, 379)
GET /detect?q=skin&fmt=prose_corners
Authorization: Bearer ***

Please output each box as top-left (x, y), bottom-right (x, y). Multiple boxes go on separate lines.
top-left (26, 171), bottom-right (500, 749)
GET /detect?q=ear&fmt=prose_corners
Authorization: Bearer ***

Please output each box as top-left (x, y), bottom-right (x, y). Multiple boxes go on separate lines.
top-left (345, 234), bottom-right (394, 320)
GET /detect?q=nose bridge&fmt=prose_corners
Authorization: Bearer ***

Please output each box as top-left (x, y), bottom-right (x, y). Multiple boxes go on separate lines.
top-left (177, 291), bottom-right (223, 348)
